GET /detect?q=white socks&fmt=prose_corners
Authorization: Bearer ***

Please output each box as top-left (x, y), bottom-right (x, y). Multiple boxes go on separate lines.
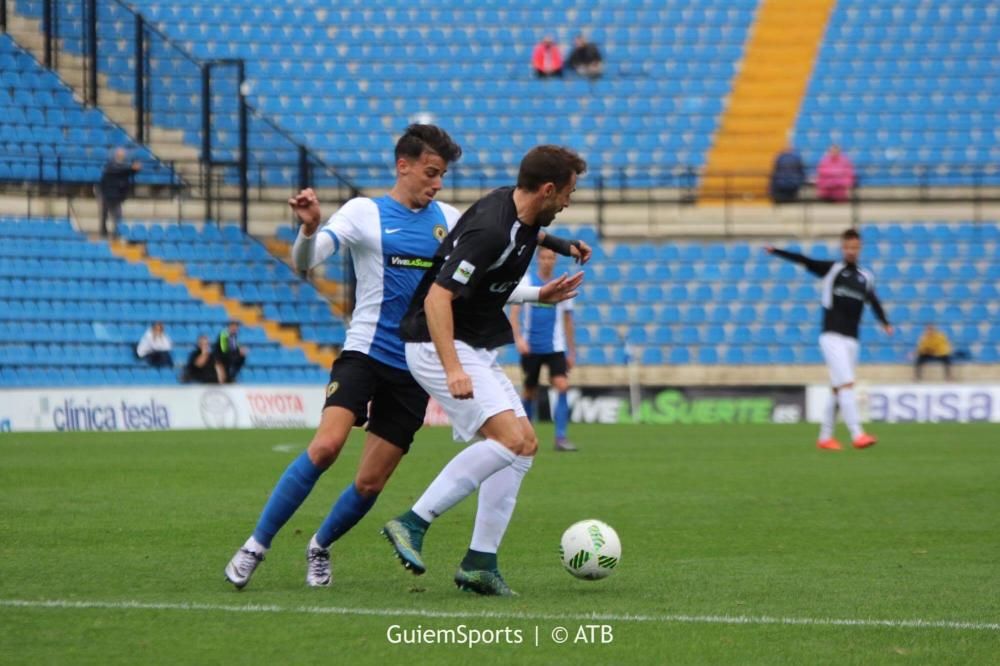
top-left (243, 536), bottom-right (268, 555)
top-left (819, 393), bottom-right (837, 440)
top-left (470, 455), bottom-right (534, 553)
top-left (837, 388), bottom-right (864, 439)
top-left (413, 440), bottom-right (516, 523)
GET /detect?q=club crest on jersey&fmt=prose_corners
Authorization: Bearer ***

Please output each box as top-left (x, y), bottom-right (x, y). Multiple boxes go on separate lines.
top-left (433, 224), bottom-right (447, 241)
top-left (326, 381), bottom-right (339, 398)
top-left (453, 260), bottom-right (475, 285)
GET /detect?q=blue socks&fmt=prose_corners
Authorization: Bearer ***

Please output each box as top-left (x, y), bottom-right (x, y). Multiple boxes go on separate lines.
top-left (252, 451), bottom-right (323, 549)
top-left (555, 391), bottom-right (570, 440)
top-left (521, 396), bottom-right (535, 421)
top-left (315, 483), bottom-right (378, 548)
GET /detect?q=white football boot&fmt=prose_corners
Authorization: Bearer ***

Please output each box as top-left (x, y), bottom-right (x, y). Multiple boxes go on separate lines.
top-left (224, 543), bottom-right (265, 589)
top-left (306, 535), bottom-right (332, 587)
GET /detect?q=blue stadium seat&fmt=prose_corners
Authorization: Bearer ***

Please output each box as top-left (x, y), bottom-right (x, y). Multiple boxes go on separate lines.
top-left (641, 347), bottom-right (664, 365)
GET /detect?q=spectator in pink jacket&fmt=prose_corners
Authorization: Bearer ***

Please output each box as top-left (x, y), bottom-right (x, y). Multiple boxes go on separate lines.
top-left (816, 145), bottom-right (856, 202)
top-left (532, 36), bottom-right (564, 78)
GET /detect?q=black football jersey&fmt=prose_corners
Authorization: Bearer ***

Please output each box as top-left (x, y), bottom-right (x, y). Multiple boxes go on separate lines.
top-left (401, 187), bottom-right (539, 349)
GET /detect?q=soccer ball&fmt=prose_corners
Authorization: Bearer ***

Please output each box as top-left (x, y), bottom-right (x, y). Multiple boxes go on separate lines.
top-left (559, 519), bottom-right (621, 580)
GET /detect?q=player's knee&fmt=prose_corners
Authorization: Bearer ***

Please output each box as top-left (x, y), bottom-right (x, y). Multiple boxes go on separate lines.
top-left (552, 375), bottom-right (569, 392)
top-left (523, 386), bottom-right (538, 400)
top-left (307, 432), bottom-right (347, 467)
top-left (494, 431), bottom-right (532, 456)
top-left (353, 474), bottom-right (385, 497)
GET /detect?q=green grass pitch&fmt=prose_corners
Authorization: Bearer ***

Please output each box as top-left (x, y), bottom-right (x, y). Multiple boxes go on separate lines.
top-left (1, 423), bottom-right (998, 664)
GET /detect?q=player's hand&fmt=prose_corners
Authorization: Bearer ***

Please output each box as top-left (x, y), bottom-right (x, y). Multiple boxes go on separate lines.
top-left (764, 245), bottom-right (775, 254)
top-left (515, 337), bottom-right (529, 355)
top-left (539, 271), bottom-right (584, 304)
top-left (570, 240), bottom-right (593, 265)
top-left (446, 368), bottom-right (474, 400)
top-left (566, 351), bottom-right (575, 370)
top-left (288, 187), bottom-right (322, 233)
top-left (883, 324), bottom-right (894, 336)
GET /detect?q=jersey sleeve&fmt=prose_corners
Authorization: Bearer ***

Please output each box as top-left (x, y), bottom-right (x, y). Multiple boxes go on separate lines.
top-left (434, 218), bottom-right (510, 297)
top-left (320, 197), bottom-right (376, 250)
top-left (863, 271), bottom-right (890, 325)
top-left (507, 274), bottom-right (539, 304)
top-left (771, 248), bottom-right (835, 277)
top-left (438, 202), bottom-right (464, 232)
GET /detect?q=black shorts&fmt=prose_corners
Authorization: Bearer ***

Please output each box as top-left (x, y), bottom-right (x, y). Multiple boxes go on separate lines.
top-left (520, 352), bottom-right (568, 389)
top-left (323, 351), bottom-right (428, 452)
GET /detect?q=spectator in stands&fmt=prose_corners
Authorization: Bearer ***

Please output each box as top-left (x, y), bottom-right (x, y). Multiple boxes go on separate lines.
top-left (914, 325), bottom-right (953, 380)
top-left (97, 147), bottom-right (141, 236)
top-left (185, 335), bottom-right (221, 384)
top-left (816, 145), bottom-right (855, 202)
top-left (213, 321), bottom-right (247, 383)
top-left (567, 34), bottom-right (603, 79)
top-left (770, 145), bottom-right (806, 203)
top-left (136, 321), bottom-right (174, 368)
top-left (532, 36), bottom-right (564, 78)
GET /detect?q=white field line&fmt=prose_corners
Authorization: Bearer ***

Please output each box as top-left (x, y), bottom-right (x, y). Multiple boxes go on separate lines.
top-left (0, 599), bottom-right (997, 632)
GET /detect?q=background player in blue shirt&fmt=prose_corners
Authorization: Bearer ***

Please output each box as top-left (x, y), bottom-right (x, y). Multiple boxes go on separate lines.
top-left (510, 247), bottom-right (578, 451)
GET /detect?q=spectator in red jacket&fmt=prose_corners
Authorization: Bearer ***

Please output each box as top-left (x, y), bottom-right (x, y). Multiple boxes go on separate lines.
top-left (816, 145), bottom-right (856, 202)
top-left (532, 36), bottom-right (563, 78)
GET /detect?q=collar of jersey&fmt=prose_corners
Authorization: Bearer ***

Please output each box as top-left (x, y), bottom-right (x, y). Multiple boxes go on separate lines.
top-left (378, 194), bottom-right (431, 215)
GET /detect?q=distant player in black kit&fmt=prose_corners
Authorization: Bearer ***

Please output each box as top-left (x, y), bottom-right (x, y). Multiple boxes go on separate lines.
top-left (766, 229), bottom-right (893, 451)
top-left (382, 146), bottom-right (589, 595)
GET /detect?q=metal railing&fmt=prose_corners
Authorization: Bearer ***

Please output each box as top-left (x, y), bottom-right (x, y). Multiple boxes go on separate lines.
top-left (4, 156), bottom-right (998, 233)
top-left (2, 0), bottom-right (361, 230)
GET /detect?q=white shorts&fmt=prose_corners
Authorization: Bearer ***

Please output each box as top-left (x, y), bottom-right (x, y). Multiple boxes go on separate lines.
top-left (819, 332), bottom-right (859, 387)
top-left (405, 341), bottom-right (526, 443)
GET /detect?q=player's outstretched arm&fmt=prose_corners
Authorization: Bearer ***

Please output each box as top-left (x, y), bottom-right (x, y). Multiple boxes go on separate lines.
top-left (506, 272), bottom-right (583, 304)
top-left (763, 245), bottom-right (833, 277)
top-left (539, 272), bottom-right (583, 303)
top-left (425, 283), bottom-right (473, 399)
top-left (537, 231), bottom-right (592, 265)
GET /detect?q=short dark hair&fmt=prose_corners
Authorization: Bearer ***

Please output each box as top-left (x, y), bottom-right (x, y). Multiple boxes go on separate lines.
top-left (516, 145), bottom-right (587, 192)
top-left (394, 124), bottom-right (462, 164)
top-left (842, 228), bottom-right (861, 241)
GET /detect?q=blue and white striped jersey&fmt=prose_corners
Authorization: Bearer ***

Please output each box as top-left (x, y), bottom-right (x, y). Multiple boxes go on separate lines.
top-left (319, 195), bottom-right (461, 369)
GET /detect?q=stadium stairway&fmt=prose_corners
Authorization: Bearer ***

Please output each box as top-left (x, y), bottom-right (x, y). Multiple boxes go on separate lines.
top-left (2, 11), bottom-right (201, 186)
top-left (700, 0), bottom-right (836, 201)
top-left (107, 236), bottom-right (338, 370)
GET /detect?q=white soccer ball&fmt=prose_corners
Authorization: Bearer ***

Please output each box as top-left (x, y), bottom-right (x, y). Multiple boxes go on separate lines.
top-left (559, 519), bottom-right (621, 580)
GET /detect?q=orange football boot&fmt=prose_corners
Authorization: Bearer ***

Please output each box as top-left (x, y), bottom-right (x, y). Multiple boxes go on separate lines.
top-left (852, 433), bottom-right (878, 449)
top-left (817, 438), bottom-right (843, 451)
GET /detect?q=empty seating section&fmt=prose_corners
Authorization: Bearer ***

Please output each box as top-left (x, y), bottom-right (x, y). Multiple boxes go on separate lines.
top-left (117, 222), bottom-right (347, 348)
top-left (524, 223), bottom-right (1000, 367)
top-left (0, 217), bottom-right (329, 386)
top-left (0, 35), bottom-right (175, 185)
top-left (796, 2), bottom-right (1000, 183)
top-left (13, 0), bottom-right (756, 187)
top-left (9, 0), bottom-right (1000, 188)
